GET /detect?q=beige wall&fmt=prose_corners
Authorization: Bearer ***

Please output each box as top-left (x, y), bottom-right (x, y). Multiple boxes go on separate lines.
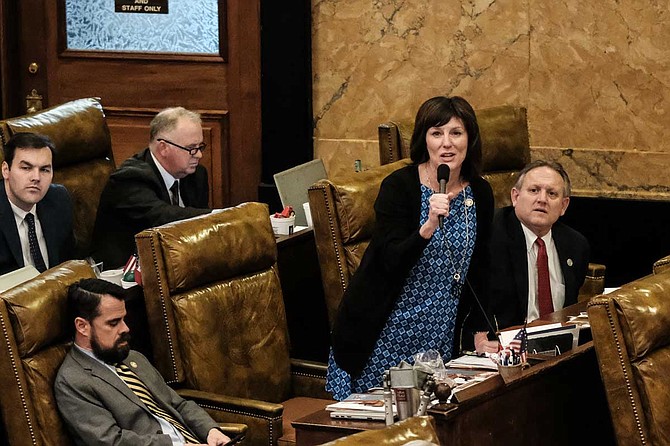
top-left (312, 0), bottom-right (670, 199)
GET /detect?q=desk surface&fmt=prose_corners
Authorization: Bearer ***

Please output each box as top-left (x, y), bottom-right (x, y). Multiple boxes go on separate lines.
top-left (293, 300), bottom-right (615, 446)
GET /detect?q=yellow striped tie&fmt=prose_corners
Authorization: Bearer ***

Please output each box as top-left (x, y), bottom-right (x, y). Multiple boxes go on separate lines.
top-left (115, 363), bottom-right (199, 443)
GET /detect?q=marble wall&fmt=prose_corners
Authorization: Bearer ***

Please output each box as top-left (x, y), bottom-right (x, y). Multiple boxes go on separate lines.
top-left (311, 0), bottom-right (670, 200)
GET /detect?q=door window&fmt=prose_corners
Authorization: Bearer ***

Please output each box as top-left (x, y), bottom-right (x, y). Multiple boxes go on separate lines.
top-left (65, 0), bottom-right (219, 54)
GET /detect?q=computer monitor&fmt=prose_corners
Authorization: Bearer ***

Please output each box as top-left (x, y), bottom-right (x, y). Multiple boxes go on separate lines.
top-left (273, 159), bottom-right (327, 227)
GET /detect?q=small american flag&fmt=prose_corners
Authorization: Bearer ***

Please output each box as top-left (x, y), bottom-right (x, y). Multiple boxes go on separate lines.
top-left (508, 324), bottom-right (528, 364)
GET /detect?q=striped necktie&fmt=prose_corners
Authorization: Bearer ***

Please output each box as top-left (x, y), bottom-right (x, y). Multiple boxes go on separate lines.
top-left (115, 363), bottom-right (199, 443)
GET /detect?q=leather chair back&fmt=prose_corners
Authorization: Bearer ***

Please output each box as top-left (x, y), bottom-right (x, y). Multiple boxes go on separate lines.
top-left (588, 267), bottom-right (670, 445)
top-left (308, 159), bottom-right (410, 327)
top-left (136, 203), bottom-right (332, 446)
top-left (0, 260), bottom-right (96, 446)
top-left (0, 98), bottom-right (115, 259)
top-left (378, 105), bottom-right (531, 208)
top-left (136, 202), bottom-right (292, 402)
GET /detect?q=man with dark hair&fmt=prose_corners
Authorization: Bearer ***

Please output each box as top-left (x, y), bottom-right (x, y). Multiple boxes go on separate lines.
top-left (55, 278), bottom-right (232, 446)
top-left (488, 160), bottom-right (591, 330)
top-left (0, 132), bottom-right (74, 275)
top-left (92, 107), bottom-right (211, 269)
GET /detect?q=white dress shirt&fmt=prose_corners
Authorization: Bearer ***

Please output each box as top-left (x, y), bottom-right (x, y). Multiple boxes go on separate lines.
top-left (9, 202), bottom-right (49, 270)
top-left (150, 151), bottom-right (182, 207)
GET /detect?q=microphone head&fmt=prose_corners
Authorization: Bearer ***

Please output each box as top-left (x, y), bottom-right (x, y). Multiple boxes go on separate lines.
top-left (437, 164), bottom-right (450, 182)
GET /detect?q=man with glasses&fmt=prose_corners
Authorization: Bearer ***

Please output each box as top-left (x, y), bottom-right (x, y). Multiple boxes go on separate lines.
top-left (92, 107), bottom-right (211, 269)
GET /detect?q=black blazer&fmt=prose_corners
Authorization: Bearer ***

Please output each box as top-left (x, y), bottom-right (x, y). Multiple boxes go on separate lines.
top-left (91, 148), bottom-right (211, 269)
top-left (332, 164), bottom-right (494, 376)
top-left (488, 206), bottom-right (590, 330)
top-left (0, 182), bottom-right (74, 275)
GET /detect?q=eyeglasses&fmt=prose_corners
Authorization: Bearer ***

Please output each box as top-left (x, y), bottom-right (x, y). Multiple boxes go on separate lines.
top-left (157, 138), bottom-right (206, 156)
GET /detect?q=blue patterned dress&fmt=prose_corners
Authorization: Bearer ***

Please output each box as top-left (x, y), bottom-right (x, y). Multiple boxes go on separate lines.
top-left (326, 184), bottom-right (477, 400)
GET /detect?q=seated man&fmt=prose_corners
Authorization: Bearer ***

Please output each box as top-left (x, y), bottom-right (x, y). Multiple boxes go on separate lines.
top-left (55, 278), bottom-right (232, 445)
top-left (92, 107), bottom-right (211, 268)
top-left (488, 160), bottom-right (590, 330)
top-left (0, 132), bottom-right (73, 275)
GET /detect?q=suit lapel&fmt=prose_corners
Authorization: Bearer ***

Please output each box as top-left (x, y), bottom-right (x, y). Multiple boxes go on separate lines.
top-left (35, 188), bottom-right (58, 267)
top-left (71, 347), bottom-right (147, 410)
top-left (552, 224), bottom-right (576, 301)
top-left (143, 149), bottom-right (172, 204)
top-left (507, 211), bottom-right (530, 316)
top-left (0, 183), bottom-right (25, 267)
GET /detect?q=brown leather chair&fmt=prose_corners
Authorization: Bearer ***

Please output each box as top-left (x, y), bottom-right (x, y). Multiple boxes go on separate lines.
top-left (587, 266), bottom-right (670, 445)
top-left (0, 97), bottom-right (115, 259)
top-left (135, 202), bottom-right (333, 446)
top-left (318, 416), bottom-right (439, 446)
top-left (378, 105), bottom-right (530, 208)
top-left (0, 260), bottom-right (246, 446)
top-left (308, 159), bottom-right (411, 327)
top-left (0, 260), bottom-right (94, 446)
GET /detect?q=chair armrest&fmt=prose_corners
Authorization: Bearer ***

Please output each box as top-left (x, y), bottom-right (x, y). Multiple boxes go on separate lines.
top-left (290, 358), bottom-right (331, 399)
top-left (177, 388), bottom-right (284, 446)
top-left (217, 423), bottom-right (247, 438)
top-left (578, 262), bottom-right (606, 302)
top-left (176, 388), bottom-right (283, 418)
top-left (654, 255), bottom-right (670, 275)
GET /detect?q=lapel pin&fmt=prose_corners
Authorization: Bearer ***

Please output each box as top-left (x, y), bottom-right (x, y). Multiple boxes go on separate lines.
top-left (567, 259), bottom-right (573, 267)
top-left (130, 361), bottom-right (138, 368)
top-left (465, 198), bottom-right (474, 207)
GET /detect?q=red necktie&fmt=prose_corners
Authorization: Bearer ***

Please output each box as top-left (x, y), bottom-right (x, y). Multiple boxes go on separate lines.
top-left (535, 238), bottom-right (553, 317)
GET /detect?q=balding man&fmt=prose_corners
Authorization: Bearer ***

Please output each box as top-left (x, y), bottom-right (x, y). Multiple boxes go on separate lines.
top-left (488, 160), bottom-right (590, 331)
top-left (92, 107), bottom-right (211, 268)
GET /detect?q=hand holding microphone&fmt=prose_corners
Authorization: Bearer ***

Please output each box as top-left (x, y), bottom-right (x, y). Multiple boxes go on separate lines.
top-left (437, 163), bottom-right (450, 230)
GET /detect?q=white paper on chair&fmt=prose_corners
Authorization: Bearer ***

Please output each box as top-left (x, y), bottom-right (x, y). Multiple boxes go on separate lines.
top-left (0, 265), bottom-right (40, 292)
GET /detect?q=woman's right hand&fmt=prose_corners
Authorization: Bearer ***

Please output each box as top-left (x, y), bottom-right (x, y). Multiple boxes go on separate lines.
top-left (420, 192), bottom-right (452, 239)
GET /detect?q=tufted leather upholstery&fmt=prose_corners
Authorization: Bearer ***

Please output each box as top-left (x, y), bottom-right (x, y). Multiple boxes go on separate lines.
top-left (653, 254), bottom-right (670, 275)
top-left (135, 202), bottom-right (333, 446)
top-left (0, 260), bottom-right (94, 446)
top-left (318, 416), bottom-right (439, 446)
top-left (0, 98), bottom-right (115, 259)
top-left (308, 159), bottom-right (411, 328)
top-left (587, 266), bottom-right (670, 445)
top-left (378, 105), bottom-right (531, 208)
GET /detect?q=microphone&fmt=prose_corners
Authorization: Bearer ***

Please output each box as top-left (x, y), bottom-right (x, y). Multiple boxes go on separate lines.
top-left (437, 164), bottom-right (450, 230)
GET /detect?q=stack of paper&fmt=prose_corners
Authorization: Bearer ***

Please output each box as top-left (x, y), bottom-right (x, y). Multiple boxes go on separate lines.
top-left (326, 393), bottom-right (394, 421)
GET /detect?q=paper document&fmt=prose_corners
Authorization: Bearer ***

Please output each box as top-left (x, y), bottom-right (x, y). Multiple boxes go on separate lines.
top-left (446, 355), bottom-right (498, 370)
top-left (498, 323), bottom-right (563, 347)
top-left (0, 265), bottom-right (39, 292)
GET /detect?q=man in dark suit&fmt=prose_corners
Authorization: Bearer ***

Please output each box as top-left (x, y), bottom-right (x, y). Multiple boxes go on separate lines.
top-left (0, 132), bottom-right (73, 275)
top-left (92, 107), bottom-right (211, 269)
top-left (55, 278), bottom-right (232, 445)
top-left (488, 160), bottom-right (590, 330)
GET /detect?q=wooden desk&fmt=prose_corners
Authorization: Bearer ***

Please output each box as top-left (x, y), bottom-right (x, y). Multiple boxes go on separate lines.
top-left (293, 301), bottom-right (616, 445)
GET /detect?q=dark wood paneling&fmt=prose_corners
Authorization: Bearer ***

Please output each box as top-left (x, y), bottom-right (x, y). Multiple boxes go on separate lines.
top-left (226, 0), bottom-right (262, 204)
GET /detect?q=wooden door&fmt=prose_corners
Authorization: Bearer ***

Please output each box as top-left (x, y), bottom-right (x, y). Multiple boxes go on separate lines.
top-left (0, 0), bottom-right (261, 207)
